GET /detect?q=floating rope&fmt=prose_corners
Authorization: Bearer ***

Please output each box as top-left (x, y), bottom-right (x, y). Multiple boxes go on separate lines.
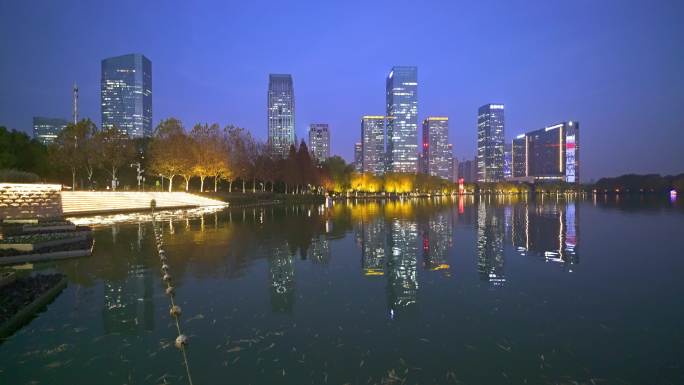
top-left (151, 204), bottom-right (195, 385)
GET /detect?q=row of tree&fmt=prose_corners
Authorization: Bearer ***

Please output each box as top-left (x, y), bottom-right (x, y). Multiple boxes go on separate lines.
top-left (594, 174), bottom-right (684, 193)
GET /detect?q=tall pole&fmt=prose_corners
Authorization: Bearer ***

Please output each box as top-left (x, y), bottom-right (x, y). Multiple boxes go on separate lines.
top-left (73, 82), bottom-right (79, 124)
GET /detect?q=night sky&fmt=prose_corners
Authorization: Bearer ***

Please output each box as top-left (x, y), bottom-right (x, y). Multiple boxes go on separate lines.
top-left (1, 0), bottom-right (682, 181)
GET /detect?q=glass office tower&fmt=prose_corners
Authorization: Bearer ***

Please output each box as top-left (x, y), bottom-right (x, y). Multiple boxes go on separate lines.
top-left (361, 116), bottom-right (386, 175)
top-left (268, 74), bottom-right (296, 158)
top-left (477, 104), bottom-right (505, 182)
top-left (386, 66), bottom-right (418, 173)
top-left (101, 53), bottom-right (152, 138)
top-left (354, 142), bottom-right (363, 172)
top-left (308, 123), bottom-right (330, 162)
top-left (511, 135), bottom-right (527, 178)
top-left (422, 117), bottom-right (450, 179)
top-left (511, 121), bottom-right (580, 183)
top-left (32, 117), bottom-right (68, 145)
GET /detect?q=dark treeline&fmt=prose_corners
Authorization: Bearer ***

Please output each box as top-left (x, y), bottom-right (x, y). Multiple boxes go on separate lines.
top-left (594, 174), bottom-right (684, 193)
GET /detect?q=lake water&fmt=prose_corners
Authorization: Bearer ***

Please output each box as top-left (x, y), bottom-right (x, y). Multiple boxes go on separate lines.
top-left (1, 195), bottom-right (683, 385)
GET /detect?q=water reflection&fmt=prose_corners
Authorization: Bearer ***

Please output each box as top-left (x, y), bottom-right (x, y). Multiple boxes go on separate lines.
top-left (511, 200), bottom-right (579, 271)
top-left (69, 198), bottom-right (583, 321)
top-left (477, 199), bottom-right (506, 285)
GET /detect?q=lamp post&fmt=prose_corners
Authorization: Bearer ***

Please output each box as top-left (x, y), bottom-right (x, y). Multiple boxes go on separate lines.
top-left (131, 162), bottom-right (144, 191)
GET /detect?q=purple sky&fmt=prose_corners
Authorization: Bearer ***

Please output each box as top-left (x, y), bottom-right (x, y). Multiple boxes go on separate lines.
top-left (1, 0), bottom-right (682, 181)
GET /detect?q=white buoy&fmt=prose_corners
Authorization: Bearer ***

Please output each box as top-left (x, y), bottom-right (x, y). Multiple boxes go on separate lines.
top-left (161, 264), bottom-right (170, 272)
top-left (166, 286), bottom-right (175, 296)
top-left (163, 273), bottom-right (172, 282)
top-left (170, 305), bottom-right (182, 317)
top-left (175, 334), bottom-right (188, 348)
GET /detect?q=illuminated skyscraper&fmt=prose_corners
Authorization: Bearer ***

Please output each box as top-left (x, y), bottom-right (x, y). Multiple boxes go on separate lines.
top-left (511, 135), bottom-right (527, 178)
top-left (101, 53), bottom-right (152, 138)
top-left (308, 123), bottom-right (330, 161)
top-left (386, 66), bottom-right (418, 173)
top-left (503, 143), bottom-right (512, 179)
top-left (32, 117), bottom-right (68, 145)
top-left (354, 142), bottom-right (363, 172)
top-left (510, 121), bottom-right (580, 183)
top-left (361, 116), bottom-right (386, 175)
top-left (422, 117), bottom-right (450, 179)
top-left (268, 74), bottom-right (295, 157)
top-left (477, 104), bottom-right (505, 182)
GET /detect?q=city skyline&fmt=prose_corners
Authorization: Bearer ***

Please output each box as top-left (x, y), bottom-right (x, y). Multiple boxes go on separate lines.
top-left (1, 0), bottom-right (683, 180)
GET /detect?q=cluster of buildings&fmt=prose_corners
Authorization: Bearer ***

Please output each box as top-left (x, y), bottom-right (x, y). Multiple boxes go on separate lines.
top-left (31, 55), bottom-right (580, 184)
top-left (351, 66), bottom-right (455, 180)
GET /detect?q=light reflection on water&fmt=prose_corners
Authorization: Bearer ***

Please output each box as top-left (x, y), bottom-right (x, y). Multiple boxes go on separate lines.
top-left (2, 195), bottom-right (684, 385)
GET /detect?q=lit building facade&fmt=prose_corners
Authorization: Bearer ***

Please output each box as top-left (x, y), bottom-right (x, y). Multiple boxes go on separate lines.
top-left (503, 143), bottom-right (512, 179)
top-left (447, 144), bottom-right (455, 182)
top-left (308, 123), bottom-right (330, 162)
top-left (101, 53), bottom-right (152, 138)
top-left (421, 117), bottom-right (450, 179)
top-left (511, 135), bottom-right (527, 178)
top-left (32, 117), bottom-right (68, 145)
top-left (361, 116), bottom-right (386, 175)
top-left (477, 104), bottom-right (505, 182)
top-left (510, 121), bottom-right (580, 183)
top-left (268, 74), bottom-right (296, 157)
top-left (386, 66), bottom-right (418, 173)
top-left (354, 142), bottom-right (363, 172)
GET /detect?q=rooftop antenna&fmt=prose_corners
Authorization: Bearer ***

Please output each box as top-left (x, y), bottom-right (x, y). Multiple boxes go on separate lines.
top-left (72, 82), bottom-right (79, 124)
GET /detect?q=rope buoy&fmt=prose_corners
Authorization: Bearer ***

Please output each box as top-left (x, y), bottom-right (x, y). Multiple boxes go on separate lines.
top-left (163, 273), bottom-right (172, 282)
top-left (175, 334), bottom-right (188, 349)
top-left (170, 305), bottom-right (182, 317)
top-left (166, 286), bottom-right (175, 296)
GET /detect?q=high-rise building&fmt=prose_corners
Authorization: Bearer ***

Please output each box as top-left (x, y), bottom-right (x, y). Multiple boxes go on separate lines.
top-left (510, 121), bottom-right (580, 183)
top-left (308, 123), bottom-right (330, 162)
top-left (32, 117), bottom-right (68, 145)
top-left (458, 158), bottom-right (477, 183)
top-left (477, 104), bottom-right (505, 182)
top-left (451, 154), bottom-right (459, 183)
top-left (101, 53), bottom-right (152, 138)
top-left (354, 142), bottom-right (363, 172)
top-left (422, 117), bottom-right (450, 179)
top-left (361, 116), bottom-right (386, 175)
top-left (503, 143), bottom-right (512, 179)
top-left (267, 74), bottom-right (295, 157)
top-left (386, 66), bottom-right (418, 173)
top-left (511, 135), bottom-right (527, 178)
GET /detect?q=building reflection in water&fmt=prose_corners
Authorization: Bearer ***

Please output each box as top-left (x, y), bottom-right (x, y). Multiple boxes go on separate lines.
top-left (103, 222), bottom-right (154, 334)
top-left (307, 235), bottom-right (331, 264)
top-left (267, 243), bottom-right (296, 313)
top-left (421, 212), bottom-right (453, 275)
top-left (477, 197), bottom-right (506, 286)
top-left (511, 200), bottom-right (579, 271)
top-left (359, 217), bottom-right (386, 276)
top-left (386, 219), bottom-right (419, 318)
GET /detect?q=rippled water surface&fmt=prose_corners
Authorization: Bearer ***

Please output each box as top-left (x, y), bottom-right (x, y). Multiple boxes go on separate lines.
top-left (1, 195), bottom-right (683, 384)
